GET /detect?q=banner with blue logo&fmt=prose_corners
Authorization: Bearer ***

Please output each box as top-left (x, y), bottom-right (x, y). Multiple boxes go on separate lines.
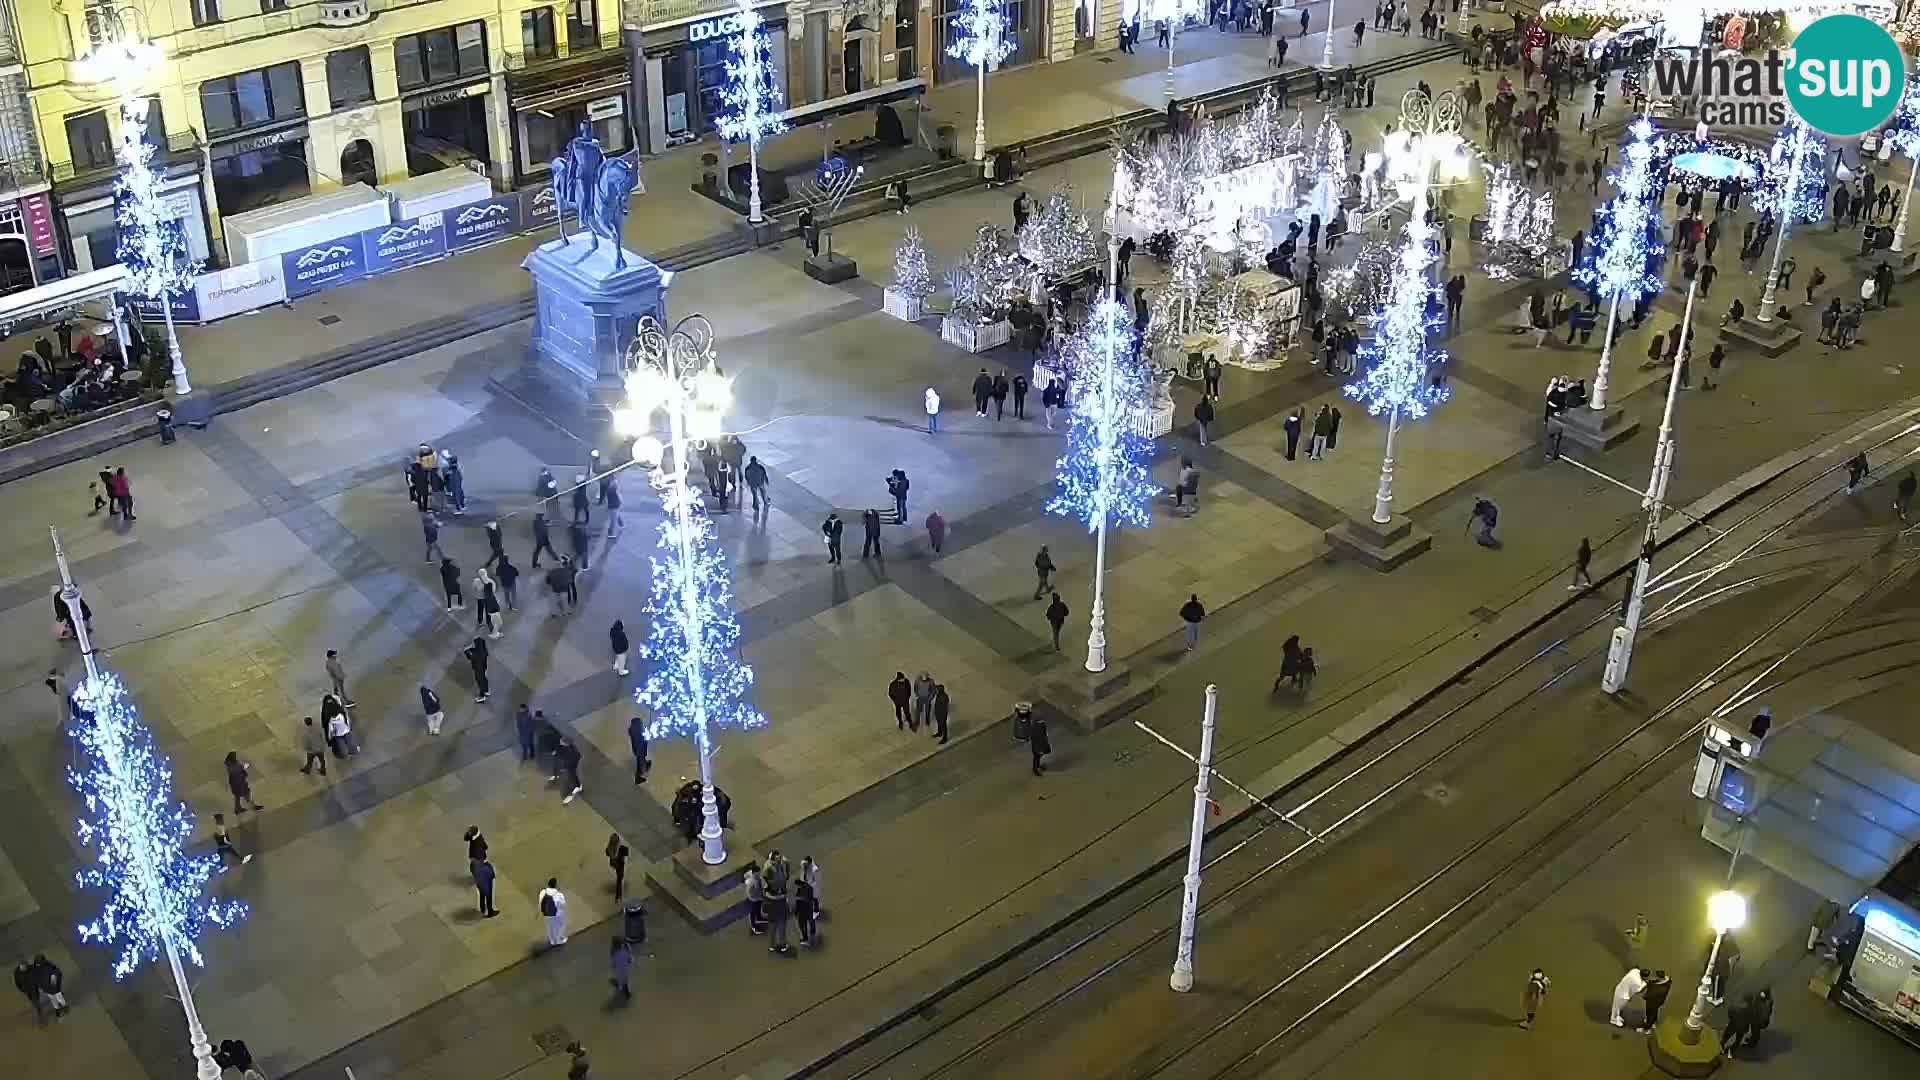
top-left (282, 238), bottom-right (368, 298)
top-left (362, 213), bottom-right (448, 275)
top-left (445, 195), bottom-right (521, 252)
top-left (522, 185), bottom-right (560, 231)
top-left (127, 289), bottom-right (202, 324)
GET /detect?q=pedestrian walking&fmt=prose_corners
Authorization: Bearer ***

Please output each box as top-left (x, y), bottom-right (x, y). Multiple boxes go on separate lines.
top-left (30, 956), bottom-right (68, 1018)
top-left (1012, 373), bottom-right (1029, 418)
top-left (1741, 987), bottom-right (1773, 1052)
top-left (1194, 394), bottom-right (1214, 446)
top-left (212, 813), bottom-right (253, 865)
top-left (556, 737), bottom-right (584, 803)
top-left (913, 671), bottom-right (936, 729)
top-left (607, 935), bottom-right (634, 998)
top-left (464, 636), bottom-right (490, 703)
top-left (440, 556), bottom-right (465, 612)
top-left (474, 567), bottom-right (503, 638)
top-left (571, 474), bottom-right (591, 526)
top-left (610, 619), bottom-right (630, 676)
top-left (1310, 405), bottom-right (1332, 459)
top-left (822, 512), bottom-right (845, 565)
top-left (1203, 354), bottom-right (1223, 397)
top-left (1898, 471), bottom-right (1917, 521)
top-left (423, 512), bottom-right (445, 563)
top-left (1609, 966), bottom-right (1645, 1027)
top-left (765, 851), bottom-right (793, 954)
top-left (628, 715), bottom-right (651, 783)
top-left (991, 370), bottom-right (1010, 419)
top-left (1571, 537), bottom-right (1593, 588)
top-left (324, 695), bottom-right (357, 757)
top-left (299, 716), bottom-right (328, 776)
top-left (1520, 968), bottom-right (1550, 1028)
top-left (531, 512), bottom-right (559, 567)
top-left (861, 508), bottom-right (883, 558)
top-left (1179, 594), bottom-right (1206, 651)
top-left (925, 386), bottom-right (941, 433)
top-left (745, 861), bottom-right (767, 934)
top-left (889, 672), bottom-right (913, 729)
top-left (325, 648), bottom-right (354, 705)
top-left (471, 854), bottom-right (498, 917)
top-left (517, 704), bottom-right (538, 760)
top-left (1046, 592), bottom-right (1069, 651)
top-left (1721, 995), bottom-right (1754, 1054)
top-left (223, 751), bottom-right (263, 814)
top-left (932, 683), bottom-right (950, 743)
top-left (539, 878), bottom-right (569, 946)
top-left (1029, 711), bottom-right (1051, 775)
top-left (1846, 451), bottom-right (1870, 495)
top-left (568, 520), bottom-right (591, 572)
top-left (607, 833), bottom-right (629, 899)
top-left (1469, 497), bottom-right (1501, 547)
top-left (109, 466), bottom-right (134, 520)
top-left (1284, 407), bottom-right (1303, 460)
top-left (565, 1042), bottom-right (591, 1079)
top-left (1042, 379), bottom-right (1063, 428)
top-left (1639, 969), bottom-right (1671, 1032)
top-left (15, 960), bottom-right (44, 1023)
top-left (801, 855), bottom-right (823, 916)
top-left (1033, 545), bottom-right (1055, 598)
top-left (925, 510), bottom-right (946, 553)
top-left (888, 469), bottom-right (911, 521)
top-left (419, 684), bottom-right (445, 735)
top-left (744, 456), bottom-right (770, 512)
top-left (972, 367), bottom-right (993, 416)
top-left (795, 879), bottom-right (820, 946)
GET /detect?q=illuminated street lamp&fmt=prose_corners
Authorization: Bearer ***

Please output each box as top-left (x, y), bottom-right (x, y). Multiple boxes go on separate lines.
top-left (1685, 891), bottom-right (1748, 1038)
top-left (1146, 0), bottom-right (1205, 103)
top-left (948, 0), bottom-right (1014, 165)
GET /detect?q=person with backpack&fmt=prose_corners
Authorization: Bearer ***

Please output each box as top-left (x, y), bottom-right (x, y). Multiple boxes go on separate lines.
top-left (420, 685), bottom-right (444, 736)
top-left (538, 878), bottom-right (568, 946)
top-left (1179, 594), bottom-right (1207, 650)
top-left (1520, 968), bottom-right (1550, 1029)
top-left (1469, 498), bottom-right (1501, 547)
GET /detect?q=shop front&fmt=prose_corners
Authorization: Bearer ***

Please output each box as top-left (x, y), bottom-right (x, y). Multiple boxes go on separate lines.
top-left (57, 153), bottom-right (215, 276)
top-left (507, 54), bottom-right (633, 186)
top-left (632, 1), bottom-right (791, 154)
top-left (208, 123), bottom-right (312, 219)
top-left (401, 80), bottom-right (494, 177)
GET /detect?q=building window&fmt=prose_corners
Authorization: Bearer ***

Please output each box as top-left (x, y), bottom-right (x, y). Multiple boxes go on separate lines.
top-left (66, 109), bottom-right (113, 170)
top-left (140, 97), bottom-right (166, 149)
top-left (327, 46), bottom-right (375, 108)
top-left (190, 0), bottom-right (221, 26)
top-left (395, 21), bottom-right (489, 92)
top-left (567, 0), bottom-right (598, 46)
top-left (894, 0), bottom-right (915, 80)
top-left (522, 8), bottom-right (556, 60)
top-left (199, 61), bottom-right (307, 136)
top-left (260, 0), bottom-right (289, 10)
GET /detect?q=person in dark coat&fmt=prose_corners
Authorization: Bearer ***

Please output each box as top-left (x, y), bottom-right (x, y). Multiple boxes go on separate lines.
top-left (1012, 373), bottom-right (1030, 419)
top-left (861, 509), bottom-right (883, 559)
top-left (1029, 712), bottom-right (1051, 774)
top-left (1284, 407), bottom-right (1303, 460)
top-left (610, 619), bottom-right (630, 676)
top-left (888, 672), bottom-right (913, 729)
top-left (1740, 987), bottom-right (1773, 1051)
top-left (821, 513), bottom-right (844, 565)
top-left (1327, 405), bottom-right (1342, 450)
top-left (1638, 969), bottom-right (1672, 1032)
top-left (1720, 995), bottom-right (1754, 1055)
top-left (1179, 594), bottom-right (1207, 650)
top-left (531, 512), bottom-right (559, 567)
top-left (471, 853), bottom-right (498, 916)
top-left (1194, 394), bottom-right (1215, 446)
top-left (1045, 592), bottom-right (1069, 651)
top-left (439, 557), bottom-right (464, 611)
top-left (224, 751), bottom-right (263, 814)
top-left (31, 955), bottom-right (66, 1017)
top-left (932, 683), bottom-right (951, 744)
top-left (990, 371), bottom-right (1011, 420)
top-left (971, 368), bottom-right (994, 416)
top-left (464, 636), bottom-right (490, 703)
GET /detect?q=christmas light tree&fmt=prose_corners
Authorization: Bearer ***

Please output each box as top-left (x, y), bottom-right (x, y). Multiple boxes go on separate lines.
top-left (1481, 163), bottom-right (1563, 280)
top-left (116, 97), bottom-right (198, 394)
top-left (1751, 120), bottom-right (1827, 226)
top-left (1571, 118), bottom-right (1666, 410)
top-left (949, 0), bottom-right (1015, 163)
top-left (1018, 186), bottom-right (1098, 281)
top-left (891, 226), bottom-right (935, 298)
top-left (68, 670), bottom-right (247, 980)
top-left (715, 0), bottom-right (787, 222)
top-left (1346, 206), bottom-right (1449, 525)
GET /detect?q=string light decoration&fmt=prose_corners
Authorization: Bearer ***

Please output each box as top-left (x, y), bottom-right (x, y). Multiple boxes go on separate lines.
top-left (1480, 163), bottom-right (1567, 280)
top-left (116, 96), bottom-right (197, 394)
top-left (891, 225), bottom-right (935, 299)
top-left (1751, 120), bottom-right (1827, 226)
top-left (951, 223), bottom-right (1024, 322)
top-left (715, 0), bottom-right (787, 223)
top-left (1571, 118), bottom-right (1666, 410)
top-left (67, 670), bottom-right (248, 980)
top-left (948, 0), bottom-right (1015, 163)
top-left (1887, 76), bottom-right (1920, 252)
top-left (1018, 186), bottom-right (1098, 281)
top-left (1326, 239), bottom-right (1399, 317)
top-left (1050, 297), bottom-right (1159, 530)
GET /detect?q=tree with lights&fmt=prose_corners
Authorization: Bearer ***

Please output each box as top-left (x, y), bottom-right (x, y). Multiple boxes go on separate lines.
top-left (948, 0), bottom-right (1014, 165)
top-left (1753, 119), bottom-right (1825, 323)
top-left (1050, 290), bottom-right (1158, 673)
top-left (619, 315), bottom-right (765, 865)
top-left (53, 526), bottom-right (244, 1080)
top-left (1889, 76), bottom-right (1920, 254)
top-left (1018, 186), bottom-right (1098, 283)
top-left (1570, 118), bottom-right (1666, 412)
top-left (716, 0), bottom-right (787, 224)
top-left (887, 225), bottom-right (935, 320)
top-left (116, 97), bottom-right (198, 394)
top-left (1346, 208), bottom-right (1449, 526)
top-left (1480, 163), bottom-right (1563, 280)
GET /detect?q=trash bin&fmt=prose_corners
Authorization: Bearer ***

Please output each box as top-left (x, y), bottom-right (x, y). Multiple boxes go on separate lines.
top-left (1012, 701), bottom-right (1033, 742)
top-left (622, 898), bottom-right (647, 944)
top-left (156, 408), bottom-right (176, 445)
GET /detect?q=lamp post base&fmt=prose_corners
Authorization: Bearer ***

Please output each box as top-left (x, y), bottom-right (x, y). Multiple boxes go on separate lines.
top-left (1719, 315), bottom-right (1803, 358)
top-left (1559, 403), bottom-right (1641, 452)
top-left (1324, 512), bottom-right (1431, 571)
top-left (1649, 1016), bottom-right (1727, 1077)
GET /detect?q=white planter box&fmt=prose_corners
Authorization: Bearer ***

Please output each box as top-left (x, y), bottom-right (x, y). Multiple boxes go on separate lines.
top-left (1135, 400), bottom-right (1175, 440)
top-left (941, 316), bottom-right (1011, 353)
top-left (1032, 359), bottom-right (1067, 395)
top-left (883, 288), bottom-right (926, 322)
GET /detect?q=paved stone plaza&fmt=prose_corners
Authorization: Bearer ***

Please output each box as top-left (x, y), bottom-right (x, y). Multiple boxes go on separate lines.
top-left (4, 8), bottom-right (1920, 1079)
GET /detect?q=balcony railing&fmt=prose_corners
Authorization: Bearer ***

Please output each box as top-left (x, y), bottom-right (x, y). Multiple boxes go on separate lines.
top-left (0, 155), bottom-right (43, 196)
top-left (52, 127), bottom-right (201, 184)
top-left (503, 30), bottom-right (623, 74)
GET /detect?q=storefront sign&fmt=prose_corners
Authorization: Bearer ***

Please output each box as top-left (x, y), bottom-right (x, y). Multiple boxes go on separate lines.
top-left (688, 12), bottom-right (748, 41)
top-left (445, 194), bottom-right (522, 252)
top-left (587, 95), bottom-right (626, 120)
top-left (282, 238), bottom-right (367, 297)
top-left (523, 184), bottom-right (560, 229)
top-left (18, 194), bottom-right (54, 257)
top-left (128, 289), bottom-right (202, 324)
top-left (404, 81), bottom-right (489, 112)
top-left (644, 0), bottom-right (752, 28)
top-left (218, 126), bottom-right (308, 158)
top-left (362, 212), bottom-right (448, 273)
top-left (195, 259), bottom-right (287, 321)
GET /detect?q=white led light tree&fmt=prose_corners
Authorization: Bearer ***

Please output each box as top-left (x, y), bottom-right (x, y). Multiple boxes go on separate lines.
top-left (1753, 119), bottom-right (1825, 323)
top-left (716, 0), bottom-right (788, 224)
top-left (1570, 118), bottom-right (1666, 412)
top-left (1889, 76), bottom-right (1920, 254)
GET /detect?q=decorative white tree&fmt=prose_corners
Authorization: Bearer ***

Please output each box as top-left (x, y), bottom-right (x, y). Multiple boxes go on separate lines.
top-left (947, 0), bottom-right (1014, 164)
top-left (116, 97), bottom-right (198, 394)
top-left (1889, 76), bottom-right (1920, 253)
top-left (1570, 118), bottom-right (1666, 410)
top-left (715, 0), bottom-right (787, 224)
top-left (1480, 163), bottom-right (1563, 280)
top-left (1018, 186), bottom-right (1098, 282)
top-left (891, 226), bottom-right (935, 298)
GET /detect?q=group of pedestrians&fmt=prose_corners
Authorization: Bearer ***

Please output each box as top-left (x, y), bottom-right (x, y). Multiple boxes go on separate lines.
top-left (744, 852), bottom-right (824, 954)
top-left (886, 671), bottom-right (952, 743)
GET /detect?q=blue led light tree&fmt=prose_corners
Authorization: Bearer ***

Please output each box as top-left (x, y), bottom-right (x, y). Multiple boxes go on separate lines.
top-left (52, 527), bottom-right (244, 1080)
top-left (716, 0), bottom-right (787, 224)
top-left (1570, 118), bottom-right (1666, 411)
top-left (617, 315), bottom-right (765, 865)
top-left (1048, 248), bottom-right (1157, 673)
top-left (1889, 76), bottom-right (1920, 253)
top-left (1754, 119), bottom-right (1826, 323)
top-left (116, 93), bottom-right (199, 394)
top-left (947, 0), bottom-right (1014, 165)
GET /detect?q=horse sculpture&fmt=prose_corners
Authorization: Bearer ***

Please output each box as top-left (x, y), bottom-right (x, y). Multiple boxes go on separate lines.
top-left (592, 155), bottom-right (641, 270)
top-left (546, 123), bottom-right (641, 269)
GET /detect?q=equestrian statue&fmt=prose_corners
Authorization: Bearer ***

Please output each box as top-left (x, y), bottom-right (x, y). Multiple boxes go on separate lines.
top-left (548, 123), bottom-right (642, 270)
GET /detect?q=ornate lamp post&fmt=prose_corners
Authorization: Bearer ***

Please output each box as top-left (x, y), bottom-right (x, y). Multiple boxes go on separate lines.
top-left (616, 315), bottom-right (765, 865)
top-left (1683, 892), bottom-right (1748, 1040)
top-left (1146, 0), bottom-right (1202, 102)
top-left (1755, 122), bottom-right (1817, 324)
top-left (949, 0), bottom-right (1014, 166)
top-left (1891, 77), bottom-right (1920, 254)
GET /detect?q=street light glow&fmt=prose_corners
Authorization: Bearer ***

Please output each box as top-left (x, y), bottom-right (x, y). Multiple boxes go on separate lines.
top-left (1708, 890), bottom-right (1747, 933)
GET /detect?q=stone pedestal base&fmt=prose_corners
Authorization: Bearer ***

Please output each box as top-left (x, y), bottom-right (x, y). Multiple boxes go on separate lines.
top-left (804, 253), bottom-right (858, 284)
top-left (1722, 314), bottom-right (1803, 357)
top-left (169, 389), bottom-right (214, 429)
top-left (1559, 402), bottom-right (1640, 451)
top-left (1854, 248), bottom-right (1920, 282)
top-left (522, 234), bottom-right (668, 405)
top-left (1325, 513), bottom-right (1432, 571)
top-left (645, 844), bottom-right (757, 931)
top-left (1045, 667), bottom-right (1156, 734)
top-left (1648, 1016), bottom-right (1725, 1077)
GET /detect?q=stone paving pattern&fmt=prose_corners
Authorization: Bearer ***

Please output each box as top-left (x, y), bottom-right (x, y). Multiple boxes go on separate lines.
top-left (4, 5), bottom-right (1919, 1078)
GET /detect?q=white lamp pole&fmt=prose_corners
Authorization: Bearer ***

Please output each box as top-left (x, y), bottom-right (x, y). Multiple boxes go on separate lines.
top-left (1601, 270), bottom-right (1697, 695)
top-left (1590, 294), bottom-right (1623, 411)
top-left (975, 62), bottom-right (989, 163)
top-left (1086, 234), bottom-right (1123, 674)
top-left (1683, 892), bottom-right (1748, 1041)
top-left (1321, 8), bottom-right (1336, 69)
top-left (1756, 124), bottom-right (1810, 324)
top-left (1894, 154), bottom-right (1917, 254)
top-left (1169, 683), bottom-right (1218, 993)
top-left (51, 528), bottom-right (223, 1080)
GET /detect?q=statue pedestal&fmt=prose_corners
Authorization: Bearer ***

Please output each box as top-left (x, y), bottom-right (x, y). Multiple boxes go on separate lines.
top-left (522, 233), bottom-right (669, 405)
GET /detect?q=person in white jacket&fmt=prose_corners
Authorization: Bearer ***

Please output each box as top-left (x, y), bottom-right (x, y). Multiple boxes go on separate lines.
top-left (924, 387), bottom-right (941, 434)
top-left (1610, 966), bottom-right (1646, 1027)
top-left (539, 878), bottom-right (568, 946)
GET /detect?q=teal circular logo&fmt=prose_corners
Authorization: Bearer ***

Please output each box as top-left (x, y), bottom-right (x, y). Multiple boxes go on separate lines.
top-left (1785, 15), bottom-right (1906, 137)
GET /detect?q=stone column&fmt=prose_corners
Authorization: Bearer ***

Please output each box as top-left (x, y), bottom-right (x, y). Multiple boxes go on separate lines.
top-left (787, 1), bottom-right (811, 106)
top-left (827, 9), bottom-right (847, 98)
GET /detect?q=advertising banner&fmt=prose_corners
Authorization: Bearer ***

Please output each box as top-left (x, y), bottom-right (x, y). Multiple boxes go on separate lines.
top-left (19, 194), bottom-right (55, 257)
top-left (194, 259), bottom-right (287, 321)
top-left (445, 195), bottom-right (521, 252)
top-left (128, 289), bottom-right (202, 324)
top-left (362, 212), bottom-right (448, 274)
top-left (282, 237), bottom-right (368, 298)
top-left (522, 185), bottom-right (560, 231)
